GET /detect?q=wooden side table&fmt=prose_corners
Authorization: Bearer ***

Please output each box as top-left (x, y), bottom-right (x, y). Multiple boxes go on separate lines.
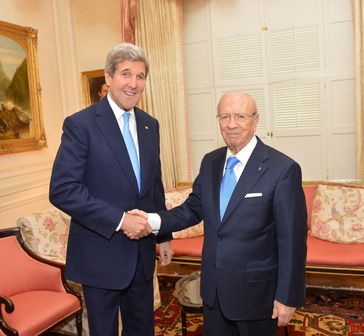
top-left (173, 271), bottom-right (203, 336)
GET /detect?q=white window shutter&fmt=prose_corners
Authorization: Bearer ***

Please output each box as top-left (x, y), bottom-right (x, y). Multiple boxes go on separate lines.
top-left (215, 34), bottom-right (263, 81)
top-left (273, 82), bottom-right (321, 130)
top-left (271, 25), bottom-right (320, 74)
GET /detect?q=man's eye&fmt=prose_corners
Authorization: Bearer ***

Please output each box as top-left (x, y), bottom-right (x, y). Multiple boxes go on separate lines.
top-left (236, 114), bottom-right (247, 121)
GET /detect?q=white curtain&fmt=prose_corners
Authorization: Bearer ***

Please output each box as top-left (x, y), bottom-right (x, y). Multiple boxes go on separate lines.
top-left (352, 0), bottom-right (364, 180)
top-left (136, 0), bottom-right (191, 189)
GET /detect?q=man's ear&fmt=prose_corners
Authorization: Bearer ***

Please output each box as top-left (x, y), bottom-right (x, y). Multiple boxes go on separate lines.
top-left (253, 113), bottom-right (260, 131)
top-left (104, 71), bottom-right (111, 86)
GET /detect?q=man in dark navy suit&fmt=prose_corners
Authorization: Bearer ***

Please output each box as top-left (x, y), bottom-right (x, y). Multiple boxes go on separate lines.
top-left (50, 43), bottom-right (173, 336)
top-left (130, 91), bottom-right (307, 336)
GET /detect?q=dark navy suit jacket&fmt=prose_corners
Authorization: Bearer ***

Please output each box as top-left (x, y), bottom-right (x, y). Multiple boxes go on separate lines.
top-left (49, 97), bottom-right (170, 290)
top-left (158, 138), bottom-right (307, 320)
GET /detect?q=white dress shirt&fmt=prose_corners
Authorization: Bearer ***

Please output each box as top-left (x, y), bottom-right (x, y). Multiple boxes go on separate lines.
top-left (107, 94), bottom-right (140, 159)
top-left (224, 135), bottom-right (257, 181)
top-left (106, 94), bottom-right (140, 230)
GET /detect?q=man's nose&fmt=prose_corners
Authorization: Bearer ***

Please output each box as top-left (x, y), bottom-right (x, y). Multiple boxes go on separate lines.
top-left (226, 115), bottom-right (238, 127)
top-left (128, 76), bottom-right (137, 88)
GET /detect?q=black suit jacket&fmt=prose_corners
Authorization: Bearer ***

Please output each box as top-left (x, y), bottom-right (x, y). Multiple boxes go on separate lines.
top-left (50, 97), bottom-right (171, 289)
top-left (158, 138), bottom-right (307, 320)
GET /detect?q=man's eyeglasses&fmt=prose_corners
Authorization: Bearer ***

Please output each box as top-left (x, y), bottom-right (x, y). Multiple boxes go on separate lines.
top-left (216, 112), bottom-right (257, 124)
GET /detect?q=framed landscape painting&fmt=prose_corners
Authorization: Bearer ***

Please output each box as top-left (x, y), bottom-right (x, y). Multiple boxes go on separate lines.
top-left (0, 20), bottom-right (47, 154)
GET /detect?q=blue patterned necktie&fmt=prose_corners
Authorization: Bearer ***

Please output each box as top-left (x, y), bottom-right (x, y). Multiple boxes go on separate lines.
top-left (219, 156), bottom-right (240, 220)
top-left (123, 112), bottom-right (141, 191)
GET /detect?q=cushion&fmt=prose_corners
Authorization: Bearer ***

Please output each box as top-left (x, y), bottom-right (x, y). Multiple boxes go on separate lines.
top-left (16, 207), bottom-right (70, 262)
top-left (170, 235), bottom-right (204, 257)
top-left (306, 235), bottom-right (364, 266)
top-left (164, 186), bottom-right (204, 239)
top-left (309, 184), bottom-right (364, 243)
top-left (3, 291), bottom-right (80, 336)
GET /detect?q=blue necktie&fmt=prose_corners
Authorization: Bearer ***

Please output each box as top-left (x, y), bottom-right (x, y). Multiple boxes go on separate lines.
top-left (123, 112), bottom-right (141, 191)
top-left (220, 156), bottom-right (240, 220)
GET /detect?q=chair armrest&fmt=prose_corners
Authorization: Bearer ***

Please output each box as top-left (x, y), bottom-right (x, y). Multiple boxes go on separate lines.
top-left (0, 294), bottom-right (17, 336)
top-left (0, 294), bottom-right (14, 314)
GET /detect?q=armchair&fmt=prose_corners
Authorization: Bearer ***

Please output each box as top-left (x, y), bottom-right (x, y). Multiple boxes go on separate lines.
top-left (16, 206), bottom-right (161, 335)
top-left (0, 227), bottom-right (82, 336)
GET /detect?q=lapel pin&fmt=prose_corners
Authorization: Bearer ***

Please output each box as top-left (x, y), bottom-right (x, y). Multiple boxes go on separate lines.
top-left (258, 166), bottom-right (262, 171)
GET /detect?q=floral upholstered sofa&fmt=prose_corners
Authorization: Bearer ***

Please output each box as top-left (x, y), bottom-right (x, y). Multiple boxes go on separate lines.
top-left (16, 208), bottom-right (161, 335)
top-left (303, 181), bottom-right (364, 288)
top-left (163, 181), bottom-right (364, 289)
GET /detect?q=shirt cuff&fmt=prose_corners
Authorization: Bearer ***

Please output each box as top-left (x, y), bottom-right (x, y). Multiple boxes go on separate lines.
top-left (115, 212), bottom-right (125, 231)
top-left (148, 213), bottom-right (161, 235)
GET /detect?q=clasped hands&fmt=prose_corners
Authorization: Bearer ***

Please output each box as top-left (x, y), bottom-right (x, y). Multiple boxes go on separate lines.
top-left (122, 209), bottom-right (173, 266)
top-left (122, 209), bottom-right (149, 240)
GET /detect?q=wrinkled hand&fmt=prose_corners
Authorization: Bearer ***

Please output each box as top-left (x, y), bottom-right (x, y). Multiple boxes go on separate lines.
top-left (271, 300), bottom-right (296, 327)
top-left (159, 241), bottom-right (174, 266)
top-left (128, 208), bottom-right (148, 219)
top-left (122, 212), bottom-right (151, 240)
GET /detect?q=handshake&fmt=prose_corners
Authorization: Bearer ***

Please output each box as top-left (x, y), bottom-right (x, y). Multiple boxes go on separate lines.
top-left (123, 209), bottom-right (174, 266)
top-left (122, 209), bottom-right (153, 240)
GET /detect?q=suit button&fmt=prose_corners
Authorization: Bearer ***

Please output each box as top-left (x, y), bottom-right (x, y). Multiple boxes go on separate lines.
top-left (217, 235), bottom-right (223, 241)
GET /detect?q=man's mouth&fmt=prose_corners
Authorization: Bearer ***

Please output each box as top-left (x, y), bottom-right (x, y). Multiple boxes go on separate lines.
top-left (226, 132), bottom-right (239, 137)
top-left (123, 91), bottom-right (136, 96)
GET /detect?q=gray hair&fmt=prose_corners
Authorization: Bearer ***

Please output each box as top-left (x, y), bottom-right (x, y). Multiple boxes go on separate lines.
top-left (105, 43), bottom-right (149, 77)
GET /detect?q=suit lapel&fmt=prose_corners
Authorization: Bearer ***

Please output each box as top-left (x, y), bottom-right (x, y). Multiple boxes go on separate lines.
top-left (211, 149), bottom-right (226, 226)
top-left (222, 139), bottom-right (270, 223)
top-left (135, 108), bottom-right (154, 195)
top-left (94, 100), bottom-right (139, 193)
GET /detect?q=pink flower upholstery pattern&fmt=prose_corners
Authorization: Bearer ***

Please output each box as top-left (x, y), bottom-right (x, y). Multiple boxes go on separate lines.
top-left (16, 208), bottom-right (70, 262)
top-left (165, 187), bottom-right (204, 239)
top-left (309, 184), bottom-right (364, 244)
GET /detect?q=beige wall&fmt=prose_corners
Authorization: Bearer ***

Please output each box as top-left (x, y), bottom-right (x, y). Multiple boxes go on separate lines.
top-left (0, 0), bottom-right (121, 229)
top-left (70, 0), bottom-right (121, 72)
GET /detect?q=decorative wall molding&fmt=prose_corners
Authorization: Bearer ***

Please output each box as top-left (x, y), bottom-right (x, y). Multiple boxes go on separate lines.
top-left (0, 161), bottom-right (52, 212)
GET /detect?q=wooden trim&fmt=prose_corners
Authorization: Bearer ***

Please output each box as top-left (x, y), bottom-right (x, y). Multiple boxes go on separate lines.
top-left (306, 265), bottom-right (364, 277)
top-left (302, 179), bottom-right (364, 186)
top-left (171, 256), bottom-right (201, 266)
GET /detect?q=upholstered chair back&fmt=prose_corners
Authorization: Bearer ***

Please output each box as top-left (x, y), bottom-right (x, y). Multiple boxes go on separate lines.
top-left (0, 234), bottom-right (65, 297)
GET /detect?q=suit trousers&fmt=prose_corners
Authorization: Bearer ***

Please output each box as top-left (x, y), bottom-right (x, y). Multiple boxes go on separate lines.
top-left (203, 297), bottom-right (277, 336)
top-left (82, 254), bottom-right (154, 336)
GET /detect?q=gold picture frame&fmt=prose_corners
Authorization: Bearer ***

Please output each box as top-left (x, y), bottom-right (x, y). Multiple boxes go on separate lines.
top-left (81, 69), bottom-right (108, 107)
top-left (0, 20), bottom-right (47, 154)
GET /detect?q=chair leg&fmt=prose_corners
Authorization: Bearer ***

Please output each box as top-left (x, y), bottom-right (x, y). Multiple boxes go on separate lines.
top-left (75, 313), bottom-right (83, 336)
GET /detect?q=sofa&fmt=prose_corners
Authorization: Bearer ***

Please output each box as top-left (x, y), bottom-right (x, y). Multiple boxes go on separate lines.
top-left (162, 181), bottom-right (364, 289)
top-left (16, 208), bottom-right (161, 335)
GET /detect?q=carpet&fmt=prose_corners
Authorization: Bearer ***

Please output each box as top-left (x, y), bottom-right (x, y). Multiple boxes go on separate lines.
top-left (155, 276), bottom-right (364, 336)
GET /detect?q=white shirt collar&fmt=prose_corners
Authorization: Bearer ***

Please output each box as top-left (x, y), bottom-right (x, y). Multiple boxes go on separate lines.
top-left (107, 94), bottom-right (135, 120)
top-left (226, 135), bottom-right (258, 165)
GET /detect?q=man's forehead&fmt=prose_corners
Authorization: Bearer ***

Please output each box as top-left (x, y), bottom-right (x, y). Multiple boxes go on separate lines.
top-left (117, 60), bottom-right (146, 73)
top-left (220, 94), bottom-right (253, 111)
